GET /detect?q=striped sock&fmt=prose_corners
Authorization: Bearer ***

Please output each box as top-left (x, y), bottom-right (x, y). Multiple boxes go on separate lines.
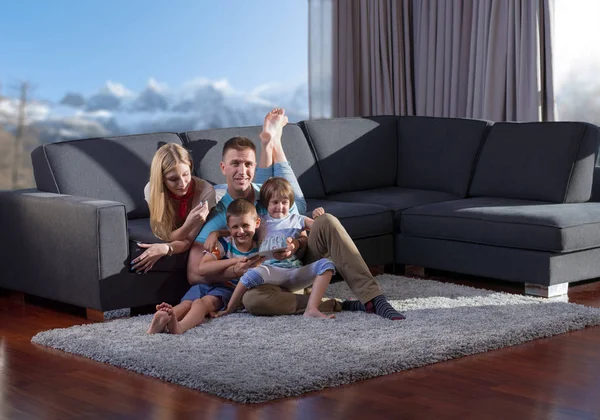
top-left (341, 300), bottom-right (366, 311)
top-left (365, 295), bottom-right (405, 320)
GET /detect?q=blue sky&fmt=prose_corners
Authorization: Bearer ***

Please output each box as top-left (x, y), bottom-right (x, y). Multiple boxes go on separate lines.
top-left (0, 0), bottom-right (308, 101)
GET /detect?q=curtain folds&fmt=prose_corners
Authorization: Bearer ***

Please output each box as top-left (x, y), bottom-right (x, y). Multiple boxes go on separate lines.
top-left (309, 0), bottom-right (555, 122)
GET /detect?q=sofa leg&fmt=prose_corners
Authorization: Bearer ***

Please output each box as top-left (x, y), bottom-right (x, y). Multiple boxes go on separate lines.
top-left (405, 265), bottom-right (428, 278)
top-left (384, 264), bottom-right (404, 274)
top-left (86, 309), bottom-right (105, 322)
top-left (524, 282), bottom-right (569, 298)
top-left (85, 308), bottom-right (131, 322)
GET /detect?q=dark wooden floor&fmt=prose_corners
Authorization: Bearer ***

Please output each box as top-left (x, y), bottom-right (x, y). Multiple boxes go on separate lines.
top-left (3, 272), bottom-right (600, 419)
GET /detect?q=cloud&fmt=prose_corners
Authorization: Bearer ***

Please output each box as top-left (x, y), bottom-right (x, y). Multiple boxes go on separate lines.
top-left (3, 76), bottom-right (310, 144)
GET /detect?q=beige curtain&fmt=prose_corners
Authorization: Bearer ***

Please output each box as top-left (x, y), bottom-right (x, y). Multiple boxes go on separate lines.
top-left (309, 0), bottom-right (334, 119)
top-left (326, 0), bottom-right (555, 122)
top-left (332, 0), bottom-right (415, 117)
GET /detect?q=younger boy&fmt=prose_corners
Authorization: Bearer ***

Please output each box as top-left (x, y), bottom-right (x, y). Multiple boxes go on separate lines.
top-left (147, 198), bottom-right (262, 334)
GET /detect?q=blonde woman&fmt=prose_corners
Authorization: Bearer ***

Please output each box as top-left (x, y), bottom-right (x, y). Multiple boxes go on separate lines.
top-left (131, 143), bottom-right (216, 273)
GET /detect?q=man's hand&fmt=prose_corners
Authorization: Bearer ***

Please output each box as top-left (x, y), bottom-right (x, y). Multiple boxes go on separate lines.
top-left (204, 231), bottom-right (220, 254)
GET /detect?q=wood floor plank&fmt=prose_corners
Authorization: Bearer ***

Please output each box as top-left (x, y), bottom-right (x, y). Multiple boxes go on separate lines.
top-left (2, 276), bottom-right (600, 418)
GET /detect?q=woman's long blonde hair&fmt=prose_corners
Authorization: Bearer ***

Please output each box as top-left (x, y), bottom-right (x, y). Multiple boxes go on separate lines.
top-left (148, 143), bottom-right (193, 240)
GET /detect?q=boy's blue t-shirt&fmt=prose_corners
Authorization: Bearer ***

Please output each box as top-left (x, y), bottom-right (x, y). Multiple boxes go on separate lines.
top-left (196, 183), bottom-right (299, 243)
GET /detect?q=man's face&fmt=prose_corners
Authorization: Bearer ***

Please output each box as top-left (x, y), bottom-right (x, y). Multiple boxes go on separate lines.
top-left (220, 148), bottom-right (256, 194)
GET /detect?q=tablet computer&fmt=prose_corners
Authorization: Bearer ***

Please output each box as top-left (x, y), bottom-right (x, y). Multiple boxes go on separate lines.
top-left (246, 247), bottom-right (288, 260)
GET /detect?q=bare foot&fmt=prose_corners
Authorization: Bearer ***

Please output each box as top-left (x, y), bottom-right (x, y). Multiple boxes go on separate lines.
top-left (260, 108), bottom-right (288, 146)
top-left (165, 306), bottom-right (188, 334)
top-left (303, 308), bottom-right (336, 319)
top-left (147, 310), bottom-right (171, 334)
top-left (155, 302), bottom-right (170, 312)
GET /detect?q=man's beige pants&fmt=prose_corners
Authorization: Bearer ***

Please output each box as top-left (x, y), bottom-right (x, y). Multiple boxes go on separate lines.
top-left (243, 214), bottom-right (383, 315)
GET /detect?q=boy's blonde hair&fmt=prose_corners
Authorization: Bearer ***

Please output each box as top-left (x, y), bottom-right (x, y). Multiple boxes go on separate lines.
top-left (148, 143), bottom-right (193, 240)
top-left (226, 198), bottom-right (258, 223)
top-left (259, 177), bottom-right (295, 208)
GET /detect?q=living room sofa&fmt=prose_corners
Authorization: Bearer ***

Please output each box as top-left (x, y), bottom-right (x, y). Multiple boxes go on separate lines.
top-left (2, 116), bottom-right (599, 318)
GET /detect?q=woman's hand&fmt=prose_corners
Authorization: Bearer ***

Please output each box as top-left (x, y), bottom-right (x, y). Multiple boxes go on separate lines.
top-left (185, 200), bottom-right (210, 226)
top-left (131, 243), bottom-right (170, 273)
top-left (312, 207), bottom-right (325, 218)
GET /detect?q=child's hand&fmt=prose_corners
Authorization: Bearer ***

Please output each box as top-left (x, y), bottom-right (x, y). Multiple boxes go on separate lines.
top-left (204, 231), bottom-right (220, 254)
top-left (233, 256), bottom-right (264, 277)
top-left (272, 237), bottom-right (297, 260)
top-left (312, 207), bottom-right (325, 219)
top-left (210, 309), bottom-right (231, 318)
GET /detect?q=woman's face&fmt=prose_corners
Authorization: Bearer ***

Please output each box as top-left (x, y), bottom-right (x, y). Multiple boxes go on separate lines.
top-left (163, 162), bottom-right (192, 197)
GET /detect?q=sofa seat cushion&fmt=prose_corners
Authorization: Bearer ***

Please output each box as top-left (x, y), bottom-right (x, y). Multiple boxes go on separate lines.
top-left (306, 199), bottom-right (393, 239)
top-left (326, 187), bottom-right (459, 228)
top-left (401, 197), bottom-right (600, 253)
top-left (127, 218), bottom-right (188, 272)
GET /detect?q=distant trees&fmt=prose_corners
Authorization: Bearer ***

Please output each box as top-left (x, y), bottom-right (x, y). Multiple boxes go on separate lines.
top-left (0, 80), bottom-right (37, 190)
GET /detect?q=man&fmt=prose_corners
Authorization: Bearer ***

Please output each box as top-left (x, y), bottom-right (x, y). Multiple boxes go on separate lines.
top-left (187, 108), bottom-right (404, 320)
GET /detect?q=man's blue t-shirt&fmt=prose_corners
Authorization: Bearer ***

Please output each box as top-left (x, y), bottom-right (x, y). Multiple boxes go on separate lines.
top-left (196, 183), bottom-right (300, 243)
top-left (196, 162), bottom-right (306, 243)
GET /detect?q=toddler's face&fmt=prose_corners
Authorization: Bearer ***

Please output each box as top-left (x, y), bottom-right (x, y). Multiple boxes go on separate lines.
top-left (227, 213), bottom-right (259, 246)
top-left (267, 195), bottom-right (290, 219)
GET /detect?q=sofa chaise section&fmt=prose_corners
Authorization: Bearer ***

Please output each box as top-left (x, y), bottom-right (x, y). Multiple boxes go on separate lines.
top-left (397, 121), bottom-right (600, 296)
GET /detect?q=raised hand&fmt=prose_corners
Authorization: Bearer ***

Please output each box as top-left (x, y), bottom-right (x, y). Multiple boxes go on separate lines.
top-left (186, 200), bottom-right (209, 226)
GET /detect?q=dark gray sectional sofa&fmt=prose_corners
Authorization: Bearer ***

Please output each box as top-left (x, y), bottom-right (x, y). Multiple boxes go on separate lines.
top-left (2, 116), bottom-right (600, 317)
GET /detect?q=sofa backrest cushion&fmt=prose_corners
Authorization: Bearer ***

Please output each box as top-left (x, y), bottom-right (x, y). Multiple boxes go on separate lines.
top-left (31, 132), bottom-right (183, 219)
top-left (397, 116), bottom-right (490, 197)
top-left (301, 116), bottom-right (398, 194)
top-left (183, 123), bottom-right (326, 198)
top-left (469, 122), bottom-right (600, 203)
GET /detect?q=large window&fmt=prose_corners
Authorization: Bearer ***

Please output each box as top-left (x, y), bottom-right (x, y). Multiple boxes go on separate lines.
top-left (0, 1), bottom-right (308, 190)
top-left (554, 0), bottom-right (600, 126)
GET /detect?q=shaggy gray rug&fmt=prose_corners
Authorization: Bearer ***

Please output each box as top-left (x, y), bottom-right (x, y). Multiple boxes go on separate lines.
top-left (32, 275), bottom-right (600, 403)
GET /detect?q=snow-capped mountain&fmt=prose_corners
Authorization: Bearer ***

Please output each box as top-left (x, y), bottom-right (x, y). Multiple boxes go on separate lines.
top-left (0, 77), bottom-right (309, 144)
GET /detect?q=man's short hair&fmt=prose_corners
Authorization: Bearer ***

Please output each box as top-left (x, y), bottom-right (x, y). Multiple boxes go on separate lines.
top-left (226, 198), bottom-right (258, 223)
top-left (260, 177), bottom-right (295, 207)
top-left (222, 136), bottom-right (256, 158)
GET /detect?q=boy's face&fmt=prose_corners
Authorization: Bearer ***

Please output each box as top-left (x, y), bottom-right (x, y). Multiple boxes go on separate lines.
top-left (227, 213), bottom-right (260, 247)
top-left (267, 195), bottom-right (291, 219)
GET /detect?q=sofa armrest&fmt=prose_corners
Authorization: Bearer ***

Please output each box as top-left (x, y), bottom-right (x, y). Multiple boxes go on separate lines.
top-left (0, 189), bottom-right (128, 309)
